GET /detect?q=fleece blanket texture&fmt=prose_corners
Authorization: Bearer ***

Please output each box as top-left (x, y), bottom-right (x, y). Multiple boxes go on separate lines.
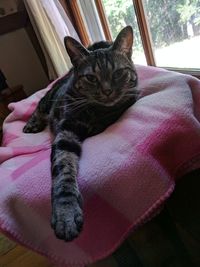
top-left (0, 65), bottom-right (200, 267)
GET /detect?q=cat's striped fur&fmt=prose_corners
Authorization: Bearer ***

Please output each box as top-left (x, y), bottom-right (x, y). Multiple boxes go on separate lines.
top-left (23, 26), bottom-right (138, 241)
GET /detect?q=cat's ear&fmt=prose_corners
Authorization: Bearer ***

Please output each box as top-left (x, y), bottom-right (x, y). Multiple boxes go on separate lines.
top-left (64, 36), bottom-right (89, 66)
top-left (112, 26), bottom-right (133, 58)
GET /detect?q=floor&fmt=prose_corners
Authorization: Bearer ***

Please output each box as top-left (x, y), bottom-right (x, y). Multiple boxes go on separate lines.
top-left (0, 234), bottom-right (120, 267)
top-left (0, 235), bottom-right (55, 267)
top-left (1, 180), bottom-right (200, 267)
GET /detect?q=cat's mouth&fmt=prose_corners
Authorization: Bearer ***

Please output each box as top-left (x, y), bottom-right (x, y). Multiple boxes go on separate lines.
top-left (94, 95), bottom-right (122, 107)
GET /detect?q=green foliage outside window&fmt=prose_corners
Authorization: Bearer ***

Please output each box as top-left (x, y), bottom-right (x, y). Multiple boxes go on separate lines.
top-left (103, 0), bottom-right (200, 51)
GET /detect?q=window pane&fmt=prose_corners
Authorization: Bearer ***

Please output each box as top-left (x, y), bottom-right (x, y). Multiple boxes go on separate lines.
top-left (143, 0), bottom-right (200, 69)
top-left (102, 0), bottom-right (147, 65)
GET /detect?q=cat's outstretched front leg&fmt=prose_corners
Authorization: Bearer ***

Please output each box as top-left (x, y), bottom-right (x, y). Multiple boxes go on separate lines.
top-left (51, 128), bottom-right (83, 241)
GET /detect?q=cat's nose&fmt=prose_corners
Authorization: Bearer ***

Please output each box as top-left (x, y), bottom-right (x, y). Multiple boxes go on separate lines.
top-left (103, 88), bottom-right (113, 96)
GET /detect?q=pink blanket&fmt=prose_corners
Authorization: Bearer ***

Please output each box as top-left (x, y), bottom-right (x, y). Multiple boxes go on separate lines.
top-left (1, 65), bottom-right (200, 267)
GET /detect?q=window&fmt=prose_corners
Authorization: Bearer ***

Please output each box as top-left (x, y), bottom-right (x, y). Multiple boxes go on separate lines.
top-left (67, 0), bottom-right (200, 77)
top-left (143, 0), bottom-right (200, 69)
top-left (102, 0), bottom-right (147, 65)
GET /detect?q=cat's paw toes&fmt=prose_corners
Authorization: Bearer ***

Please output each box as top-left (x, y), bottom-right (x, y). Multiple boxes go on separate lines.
top-left (23, 124), bottom-right (33, 133)
top-left (51, 202), bottom-right (83, 241)
top-left (23, 123), bottom-right (41, 133)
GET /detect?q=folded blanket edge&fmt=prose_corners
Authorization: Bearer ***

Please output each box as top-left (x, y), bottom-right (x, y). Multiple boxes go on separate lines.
top-left (0, 182), bottom-right (175, 267)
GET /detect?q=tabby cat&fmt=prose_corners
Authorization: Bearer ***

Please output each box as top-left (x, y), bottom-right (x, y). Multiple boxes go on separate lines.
top-left (23, 26), bottom-right (138, 241)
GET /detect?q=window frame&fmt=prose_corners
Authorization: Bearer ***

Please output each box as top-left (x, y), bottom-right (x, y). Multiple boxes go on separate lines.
top-left (66, 0), bottom-right (200, 78)
top-left (78, 0), bottom-right (106, 43)
top-left (63, 0), bottom-right (90, 46)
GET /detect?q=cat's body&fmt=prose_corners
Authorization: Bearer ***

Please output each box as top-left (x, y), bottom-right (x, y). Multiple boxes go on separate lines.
top-left (23, 26), bottom-right (138, 241)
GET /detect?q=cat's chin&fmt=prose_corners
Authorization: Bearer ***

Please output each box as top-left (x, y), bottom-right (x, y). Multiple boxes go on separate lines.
top-left (90, 95), bottom-right (123, 107)
top-left (103, 101), bottom-right (118, 107)
top-left (94, 98), bottom-right (120, 107)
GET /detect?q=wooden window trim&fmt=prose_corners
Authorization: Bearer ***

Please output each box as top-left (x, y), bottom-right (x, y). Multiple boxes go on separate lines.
top-left (64, 0), bottom-right (90, 46)
top-left (132, 0), bottom-right (155, 66)
top-left (59, 0), bottom-right (73, 21)
top-left (94, 0), bottom-right (112, 41)
top-left (166, 68), bottom-right (200, 79)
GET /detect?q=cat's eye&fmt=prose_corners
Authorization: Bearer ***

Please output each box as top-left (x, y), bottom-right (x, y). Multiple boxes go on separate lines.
top-left (85, 74), bottom-right (97, 83)
top-left (113, 69), bottom-right (125, 80)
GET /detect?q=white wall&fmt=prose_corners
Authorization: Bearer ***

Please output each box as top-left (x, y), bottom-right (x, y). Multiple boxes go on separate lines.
top-left (0, 28), bottom-right (49, 95)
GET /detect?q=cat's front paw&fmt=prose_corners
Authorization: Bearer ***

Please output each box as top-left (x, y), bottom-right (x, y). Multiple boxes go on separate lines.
top-left (51, 200), bottom-right (83, 241)
top-left (23, 122), bottom-right (43, 133)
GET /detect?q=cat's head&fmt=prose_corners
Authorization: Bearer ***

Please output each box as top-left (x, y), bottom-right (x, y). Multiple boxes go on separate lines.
top-left (64, 26), bottom-right (138, 107)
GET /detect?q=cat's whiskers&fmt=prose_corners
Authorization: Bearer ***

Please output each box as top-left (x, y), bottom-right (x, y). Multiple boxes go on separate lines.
top-left (57, 99), bottom-right (89, 113)
top-left (57, 101), bottom-right (86, 109)
top-left (125, 89), bottom-right (139, 94)
top-left (125, 85), bottom-right (139, 92)
top-left (49, 96), bottom-right (86, 102)
top-left (68, 103), bottom-right (88, 113)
